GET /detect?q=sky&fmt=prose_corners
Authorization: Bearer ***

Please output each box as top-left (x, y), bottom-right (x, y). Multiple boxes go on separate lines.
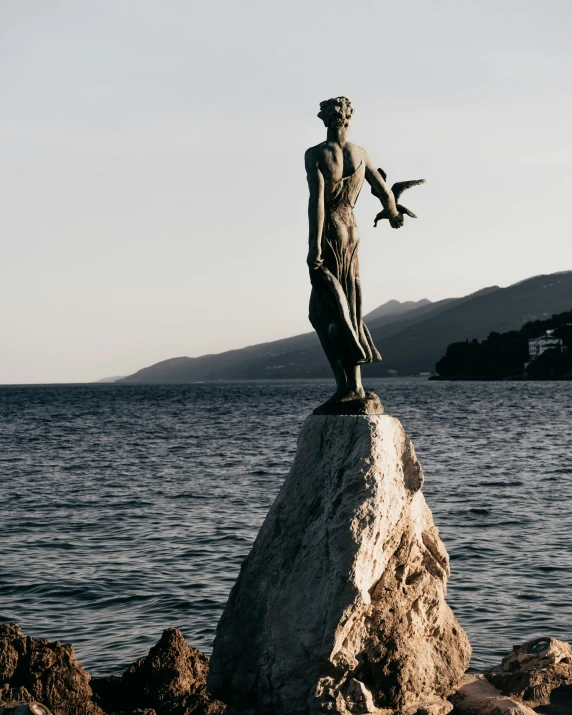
top-left (1, 0), bottom-right (571, 384)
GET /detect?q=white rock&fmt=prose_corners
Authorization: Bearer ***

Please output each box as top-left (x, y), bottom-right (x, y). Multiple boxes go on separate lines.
top-left (208, 415), bottom-right (471, 714)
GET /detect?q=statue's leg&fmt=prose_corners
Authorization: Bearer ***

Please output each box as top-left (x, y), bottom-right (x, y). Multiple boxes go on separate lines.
top-left (345, 365), bottom-right (366, 399)
top-left (314, 326), bottom-right (348, 399)
top-left (331, 365), bottom-right (348, 399)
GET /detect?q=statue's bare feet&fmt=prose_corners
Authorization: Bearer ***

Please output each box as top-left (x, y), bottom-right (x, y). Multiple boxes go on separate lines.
top-left (325, 387), bottom-right (366, 404)
top-left (313, 389), bottom-right (383, 416)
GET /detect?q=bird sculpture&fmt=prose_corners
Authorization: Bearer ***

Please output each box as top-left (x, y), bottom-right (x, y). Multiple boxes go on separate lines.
top-left (373, 168), bottom-right (425, 227)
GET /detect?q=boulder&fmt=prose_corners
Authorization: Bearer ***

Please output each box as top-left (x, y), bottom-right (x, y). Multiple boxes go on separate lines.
top-left (208, 415), bottom-right (471, 714)
top-left (499, 637), bottom-right (572, 672)
top-left (0, 623), bottom-right (102, 715)
top-left (0, 625), bottom-right (223, 715)
top-left (451, 674), bottom-right (537, 714)
top-left (91, 628), bottom-right (225, 715)
top-left (485, 637), bottom-right (572, 710)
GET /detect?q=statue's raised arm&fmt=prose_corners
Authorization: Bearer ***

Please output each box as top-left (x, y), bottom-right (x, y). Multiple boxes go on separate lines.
top-left (363, 153), bottom-right (404, 229)
top-left (305, 96), bottom-right (425, 415)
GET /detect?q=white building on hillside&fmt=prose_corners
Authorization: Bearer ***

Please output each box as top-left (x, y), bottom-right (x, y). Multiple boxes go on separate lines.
top-left (528, 330), bottom-right (565, 360)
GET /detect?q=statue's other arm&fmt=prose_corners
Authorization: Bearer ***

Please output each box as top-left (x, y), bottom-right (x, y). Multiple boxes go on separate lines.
top-left (363, 152), bottom-right (404, 229)
top-left (305, 149), bottom-right (325, 269)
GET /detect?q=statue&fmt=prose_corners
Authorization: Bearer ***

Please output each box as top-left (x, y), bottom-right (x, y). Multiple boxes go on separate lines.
top-left (305, 97), bottom-right (424, 413)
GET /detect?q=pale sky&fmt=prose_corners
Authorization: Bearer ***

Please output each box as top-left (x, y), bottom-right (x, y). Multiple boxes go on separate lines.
top-left (1, 0), bottom-right (571, 384)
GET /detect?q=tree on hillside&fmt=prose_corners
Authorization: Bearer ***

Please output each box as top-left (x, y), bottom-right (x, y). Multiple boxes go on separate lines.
top-left (526, 347), bottom-right (572, 379)
top-left (435, 308), bottom-right (572, 380)
top-left (435, 331), bottom-right (527, 379)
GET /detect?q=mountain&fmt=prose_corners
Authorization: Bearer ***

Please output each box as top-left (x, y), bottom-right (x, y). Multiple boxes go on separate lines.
top-left (121, 297), bottom-right (431, 383)
top-left (363, 272), bottom-right (572, 376)
top-left (120, 271), bottom-right (572, 382)
top-left (363, 298), bottom-right (431, 322)
top-left (95, 376), bottom-right (124, 383)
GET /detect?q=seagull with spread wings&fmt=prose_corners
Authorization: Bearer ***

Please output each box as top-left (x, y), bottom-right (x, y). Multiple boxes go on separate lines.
top-left (373, 168), bottom-right (425, 227)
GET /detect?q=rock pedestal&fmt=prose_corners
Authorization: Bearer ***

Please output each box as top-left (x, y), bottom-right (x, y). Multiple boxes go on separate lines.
top-left (208, 415), bottom-right (471, 714)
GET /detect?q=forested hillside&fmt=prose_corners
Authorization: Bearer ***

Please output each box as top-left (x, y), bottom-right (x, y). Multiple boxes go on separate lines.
top-left (435, 310), bottom-right (572, 380)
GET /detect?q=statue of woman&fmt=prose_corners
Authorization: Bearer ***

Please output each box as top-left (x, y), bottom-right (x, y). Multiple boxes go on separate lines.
top-left (305, 97), bottom-right (404, 410)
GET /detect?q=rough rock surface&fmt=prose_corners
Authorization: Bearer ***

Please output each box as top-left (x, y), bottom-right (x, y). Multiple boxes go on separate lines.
top-left (0, 623), bottom-right (102, 715)
top-left (0, 625), bottom-right (223, 715)
top-left (485, 638), bottom-right (572, 711)
top-left (91, 628), bottom-right (225, 715)
top-left (208, 415), bottom-right (471, 714)
top-left (451, 674), bottom-right (537, 714)
top-left (499, 638), bottom-right (572, 673)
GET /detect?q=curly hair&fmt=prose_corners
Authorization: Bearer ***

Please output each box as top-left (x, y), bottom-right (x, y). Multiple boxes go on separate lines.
top-left (317, 97), bottom-right (354, 128)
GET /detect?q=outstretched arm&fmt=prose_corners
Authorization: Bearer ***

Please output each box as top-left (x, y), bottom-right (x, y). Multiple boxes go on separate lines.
top-left (364, 151), bottom-right (404, 229)
top-left (305, 149), bottom-right (325, 269)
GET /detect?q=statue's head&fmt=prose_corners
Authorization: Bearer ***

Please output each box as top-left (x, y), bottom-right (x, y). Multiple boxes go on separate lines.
top-left (318, 97), bottom-right (354, 129)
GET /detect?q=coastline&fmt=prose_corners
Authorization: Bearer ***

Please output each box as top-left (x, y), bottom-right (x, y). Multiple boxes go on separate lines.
top-left (429, 375), bottom-right (572, 381)
top-left (1, 624), bottom-right (571, 715)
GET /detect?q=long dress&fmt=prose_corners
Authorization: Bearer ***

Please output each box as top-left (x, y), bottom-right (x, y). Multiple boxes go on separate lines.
top-left (309, 160), bottom-right (382, 367)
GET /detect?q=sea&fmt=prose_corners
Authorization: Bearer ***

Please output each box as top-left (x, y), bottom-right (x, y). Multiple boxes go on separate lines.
top-left (1, 379), bottom-right (571, 676)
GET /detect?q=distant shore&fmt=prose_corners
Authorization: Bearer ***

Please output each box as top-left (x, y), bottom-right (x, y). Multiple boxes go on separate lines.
top-left (429, 375), bottom-right (572, 381)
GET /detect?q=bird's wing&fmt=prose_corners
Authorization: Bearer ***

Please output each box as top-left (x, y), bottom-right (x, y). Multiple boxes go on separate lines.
top-left (396, 204), bottom-right (417, 218)
top-left (377, 167), bottom-right (388, 181)
top-left (391, 179), bottom-right (426, 202)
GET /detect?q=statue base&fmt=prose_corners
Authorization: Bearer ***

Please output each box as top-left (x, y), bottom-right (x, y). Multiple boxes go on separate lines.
top-left (313, 391), bottom-right (384, 416)
top-left (208, 415), bottom-right (471, 714)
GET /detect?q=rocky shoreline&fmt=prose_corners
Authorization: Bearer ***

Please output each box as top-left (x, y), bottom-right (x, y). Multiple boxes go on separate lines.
top-left (1, 624), bottom-right (571, 715)
top-left (0, 623), bottom-right (223, 715)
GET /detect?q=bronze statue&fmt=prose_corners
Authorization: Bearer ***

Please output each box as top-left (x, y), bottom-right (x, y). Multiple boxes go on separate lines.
top-left (305, 97), bottom-right (424, 413)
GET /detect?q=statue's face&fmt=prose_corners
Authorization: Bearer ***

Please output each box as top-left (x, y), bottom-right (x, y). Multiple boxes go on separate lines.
top-left (333, 107), bottom-right (351, 130)
top-left (328, 116), bottom-right (351, 131)
top-left (319, 98), bottom-right (353, 130)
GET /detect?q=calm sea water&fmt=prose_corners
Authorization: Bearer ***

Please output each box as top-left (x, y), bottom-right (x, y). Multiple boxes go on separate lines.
top-left (1, 380), bottom-right (571, 676)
